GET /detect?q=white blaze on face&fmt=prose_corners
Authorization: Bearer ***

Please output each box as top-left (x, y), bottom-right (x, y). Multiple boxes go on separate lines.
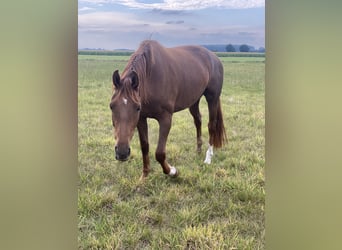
top-left (122, 97), bottom-right (128, 105)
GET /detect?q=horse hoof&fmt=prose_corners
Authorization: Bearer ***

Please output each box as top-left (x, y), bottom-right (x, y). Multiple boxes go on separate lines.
top-left (204, 159), bottom-right (211, 164)
top-left (169, 166), bottom-right (179, 177)
top-left (170, 170), bottom-right (179, 178)
top-left (172, 169), bottom-right (179, 178)
top-left (139, 172), bottom-right (149, 182)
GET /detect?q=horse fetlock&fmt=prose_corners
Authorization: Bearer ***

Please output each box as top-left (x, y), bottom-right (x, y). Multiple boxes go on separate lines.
top-left (155, 152), bottom-right (165, 163)
top-left (197, 138), bottom-right (203, 153)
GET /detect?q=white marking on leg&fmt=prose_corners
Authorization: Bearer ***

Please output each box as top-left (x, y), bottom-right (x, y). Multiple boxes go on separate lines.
top-left (204, 145), bottom-right (214, 164)
top-left (122, 97), bottom-right (128, 105)
top-left (169, 166), bottom-right (177, 176)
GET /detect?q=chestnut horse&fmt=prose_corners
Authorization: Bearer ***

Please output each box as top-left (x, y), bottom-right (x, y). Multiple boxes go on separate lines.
top-left (110, 40), bottom-right (227, 179)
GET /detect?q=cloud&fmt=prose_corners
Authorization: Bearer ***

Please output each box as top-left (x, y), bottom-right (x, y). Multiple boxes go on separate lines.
top-left (165, 20), bottom-right (184, 24)
top-left (79, 0), bottom-right (265, 10)
top-left (78, 1), bottom-right (265, 49)
top-left (151, 8), bottom-right (186, 15)
top-left (78, 11), bottom-right (138, 31)
top-left (79, 0), bottom-right (112, 4)
top-left (79, 7), bottom-right (95, 12)
top-left (78, 11), bottom-right (171, 33)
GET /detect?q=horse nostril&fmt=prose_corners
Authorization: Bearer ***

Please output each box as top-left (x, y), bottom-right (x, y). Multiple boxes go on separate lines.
top-left (115, 145), bottom-right (130, 161)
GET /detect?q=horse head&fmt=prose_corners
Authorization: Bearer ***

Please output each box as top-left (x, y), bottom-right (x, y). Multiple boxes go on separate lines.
top-left (110, 70), bottom-right (141, 161)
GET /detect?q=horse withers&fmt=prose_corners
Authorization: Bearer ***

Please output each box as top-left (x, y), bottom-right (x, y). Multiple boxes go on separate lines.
top-left (109, 40), bottom-right (227, 180)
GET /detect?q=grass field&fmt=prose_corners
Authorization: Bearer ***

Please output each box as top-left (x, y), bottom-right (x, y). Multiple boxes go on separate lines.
top-left (78, 53), bottom-right (265, 249)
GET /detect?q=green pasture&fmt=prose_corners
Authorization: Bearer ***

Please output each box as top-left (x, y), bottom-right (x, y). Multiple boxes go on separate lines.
top-left (78, 54), bottom-right (265, 249)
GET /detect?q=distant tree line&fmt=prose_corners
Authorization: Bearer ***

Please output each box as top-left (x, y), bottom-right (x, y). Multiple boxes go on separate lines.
top-left (226, 44), bottom-right (265, 53)
top-left (78, 50), bottom-right (134, 56)
top-left (202, 44), bottom-right (265, 53)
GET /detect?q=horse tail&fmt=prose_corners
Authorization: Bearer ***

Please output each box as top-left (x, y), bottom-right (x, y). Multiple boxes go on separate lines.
top-left (211, 100), bottom-right (227, 148)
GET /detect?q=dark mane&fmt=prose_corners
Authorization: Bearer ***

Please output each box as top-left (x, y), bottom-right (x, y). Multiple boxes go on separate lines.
top-left (122, 41), bottom-right (155, 102)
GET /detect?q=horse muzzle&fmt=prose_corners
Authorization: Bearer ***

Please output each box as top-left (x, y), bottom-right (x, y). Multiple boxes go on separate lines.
top-left (115, 145), bottom-right (131, 161)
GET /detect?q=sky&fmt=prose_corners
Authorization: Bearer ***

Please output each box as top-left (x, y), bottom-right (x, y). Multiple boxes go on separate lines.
top-left (78, 0), bottom-right (265, 50)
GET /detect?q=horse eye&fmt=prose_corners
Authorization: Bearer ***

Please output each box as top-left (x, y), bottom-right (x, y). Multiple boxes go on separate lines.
top-left (136, 106), bottom-right (141, 112)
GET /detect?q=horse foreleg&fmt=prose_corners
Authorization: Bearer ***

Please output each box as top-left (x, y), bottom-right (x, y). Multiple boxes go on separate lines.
top-left (137, 117), bottom-right (150, 180)
top-left (155, 114), bottom-right (179, 177)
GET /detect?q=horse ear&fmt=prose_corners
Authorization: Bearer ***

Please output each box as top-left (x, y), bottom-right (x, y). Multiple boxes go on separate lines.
top-left (113, 70), bottom-right (121, 88)
top-left (131, 71), bottom-right (139, 90)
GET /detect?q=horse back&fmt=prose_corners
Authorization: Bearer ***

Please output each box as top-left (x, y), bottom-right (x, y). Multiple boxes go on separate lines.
top-left (138, 41), bottom-right (223, 114)
top-left (151, 43), bottom-right (219, 110)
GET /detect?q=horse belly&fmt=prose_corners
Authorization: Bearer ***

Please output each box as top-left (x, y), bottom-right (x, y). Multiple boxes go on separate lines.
top-left (173, 82), bottom-right (206, 112)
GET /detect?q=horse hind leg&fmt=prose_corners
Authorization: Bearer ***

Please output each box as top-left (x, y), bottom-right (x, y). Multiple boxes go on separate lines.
top-left (204, 99), bottom-right (218, 164)
top-left (204, 95), bottom-right (227, 164)
top-left (189, 100), bottom-right (202, 153)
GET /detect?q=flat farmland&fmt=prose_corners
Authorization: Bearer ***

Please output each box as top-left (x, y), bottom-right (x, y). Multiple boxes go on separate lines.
top-left (78, 53), bottom-right (265, 249)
